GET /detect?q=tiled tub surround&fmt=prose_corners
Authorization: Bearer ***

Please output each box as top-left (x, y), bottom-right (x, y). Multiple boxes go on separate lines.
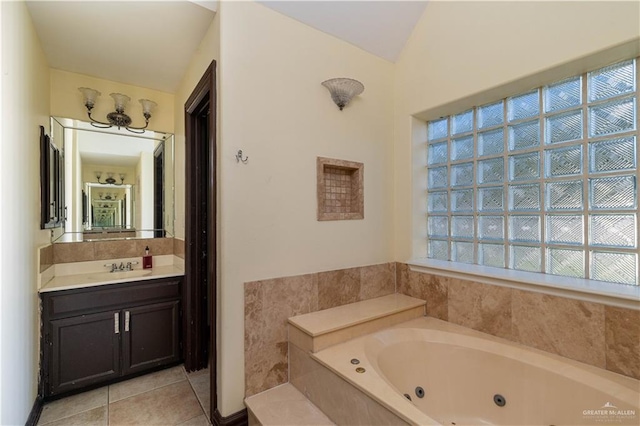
top-left (288, 294), bottom-right (426, 353)
top-left (306, 317), bottom-right (639, 426)
top-left (396, 262), bottom-right (640, 380)
top-left (247, 295), bottom-right (425, 426)
top-left (244, 262), bottom-right (395, 396)
top-left (290, 343), bottom-right (409, 426)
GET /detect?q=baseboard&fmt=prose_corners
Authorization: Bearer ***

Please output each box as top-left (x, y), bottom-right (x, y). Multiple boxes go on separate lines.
top-left (25, 396), bottom-right (44, 426)
top-left (212, 408), bottom-right (248, 426)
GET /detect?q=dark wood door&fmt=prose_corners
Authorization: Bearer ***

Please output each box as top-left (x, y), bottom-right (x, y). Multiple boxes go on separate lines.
top-left (121, 301), bottom-right (180, 376)
top-left (184, 62), bottom-right (215, 372)
top-left (49, 311), bottom-right (120, 396)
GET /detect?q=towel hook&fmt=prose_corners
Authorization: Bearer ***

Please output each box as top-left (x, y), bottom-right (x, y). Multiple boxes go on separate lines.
top-left (236, 149), bottom-right (248, 164)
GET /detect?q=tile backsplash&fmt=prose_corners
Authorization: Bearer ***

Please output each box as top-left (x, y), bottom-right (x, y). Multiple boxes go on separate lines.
top-left (40, 238), bottom-right (175, 267)
top-left (39, 244), bottom-right (53, 273)
top-left (52, 238), bottom-right (174, 264)
top-left (173, 238), bottom-right (185, 259)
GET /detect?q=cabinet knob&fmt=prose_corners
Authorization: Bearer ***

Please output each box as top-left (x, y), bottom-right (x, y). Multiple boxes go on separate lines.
top-left (125, 311), bottom-right (130, 332)
top-left (114, 312), bottom-right (119, 334)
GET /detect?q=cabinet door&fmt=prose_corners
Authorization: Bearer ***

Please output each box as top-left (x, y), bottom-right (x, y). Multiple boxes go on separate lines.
top-left (122, 301), bottom-right (180, 375)
top-left (49, 311), bottom-right (120, 396)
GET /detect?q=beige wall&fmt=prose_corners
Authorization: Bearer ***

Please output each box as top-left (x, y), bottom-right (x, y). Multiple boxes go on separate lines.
top-left (50, 69), bottom-right (175, 134)
top-left (215, 1), bottom-right (395, 415)
top-left (0, 1), bottom-right (51, 423)
top-left (393, 0), bottom-right (640, 260)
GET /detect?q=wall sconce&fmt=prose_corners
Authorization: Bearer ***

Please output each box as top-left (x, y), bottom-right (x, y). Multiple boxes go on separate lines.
top-left (321, 78), bottom-right (364, 110)
top-left (95, 171), bottom-right (125, 185)
top-left (78, 87), bottom-right (157, 134)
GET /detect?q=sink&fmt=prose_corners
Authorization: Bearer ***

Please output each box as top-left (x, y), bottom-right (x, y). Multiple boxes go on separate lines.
top-left (87, 270), bottom-right (153, 281)
top-left (111, 270), bottom-right (152, 278)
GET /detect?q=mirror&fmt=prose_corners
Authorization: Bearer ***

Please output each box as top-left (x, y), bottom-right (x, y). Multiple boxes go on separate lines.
top-left (51, 117), bottom-right (174, 242)
top-left (86, 183), bottom-right (133, 229)
top-left (40, 125), bottom-right (65, 229)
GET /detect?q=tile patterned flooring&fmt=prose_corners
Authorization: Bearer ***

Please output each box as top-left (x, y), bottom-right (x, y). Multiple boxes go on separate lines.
top-left (38, 366), bottom-right (211, 426)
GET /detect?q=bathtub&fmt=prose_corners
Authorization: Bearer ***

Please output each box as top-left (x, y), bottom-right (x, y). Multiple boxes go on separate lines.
top-left (311, 317), bottom-right (640, 426)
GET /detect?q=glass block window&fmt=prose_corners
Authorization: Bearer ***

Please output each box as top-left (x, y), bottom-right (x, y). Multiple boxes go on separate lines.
top-left (425, 59), bottom-right (639, 285)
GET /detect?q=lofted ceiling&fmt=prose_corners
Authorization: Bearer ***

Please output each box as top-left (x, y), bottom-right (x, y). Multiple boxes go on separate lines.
top-left (26, 0), bottom-right (427, 94)
top-left (258, 1), bottom-right (428, 62)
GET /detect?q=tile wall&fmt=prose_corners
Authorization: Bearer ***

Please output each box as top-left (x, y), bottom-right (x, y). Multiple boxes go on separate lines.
top-left (322, 168), bottom-right (355, 214)
top-left (396, 262), bottom-right (640, 380)
top-left (244, 263), bottom-right (395, 397)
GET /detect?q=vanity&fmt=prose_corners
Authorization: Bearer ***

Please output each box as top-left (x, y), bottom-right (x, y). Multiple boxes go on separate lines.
top-left (38, 117), bottom-right (185, 398)
top-left (40, 266), bottom-right (183, 398)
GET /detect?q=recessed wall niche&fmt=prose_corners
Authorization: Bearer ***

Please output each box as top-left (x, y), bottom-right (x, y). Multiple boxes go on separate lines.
top-left (317, 157), bottom-right (364, 221)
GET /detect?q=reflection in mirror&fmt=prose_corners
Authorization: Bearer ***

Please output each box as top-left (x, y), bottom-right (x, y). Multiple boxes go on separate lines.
top-left (51, 117), bottom-right (174, 243)
top-left (86, 183), bottom-right (133, 229)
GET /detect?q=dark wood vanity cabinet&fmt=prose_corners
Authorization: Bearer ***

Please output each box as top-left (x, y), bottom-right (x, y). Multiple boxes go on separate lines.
top-left (41, 277), bottom-right (182, 397)
top-left (121, 300), bottom-right (181, 376)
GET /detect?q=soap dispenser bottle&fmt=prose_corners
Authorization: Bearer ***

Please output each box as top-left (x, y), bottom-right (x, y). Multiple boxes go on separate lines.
top-left (143, 246), bottom-right (153, 269)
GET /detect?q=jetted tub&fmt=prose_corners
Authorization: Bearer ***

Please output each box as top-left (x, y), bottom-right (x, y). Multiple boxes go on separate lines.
top-left (312, 317), bottom-right (640, 426)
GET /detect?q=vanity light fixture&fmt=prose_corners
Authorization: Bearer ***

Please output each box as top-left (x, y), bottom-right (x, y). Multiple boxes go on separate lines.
top-left (78, 87), bottom-right (157, 134)
top-left (95, 171), bottom-right (126, 185)
top-left (99, 192), bottom-right (118, 201)
top-left (321, 78), bottom-right (364, 110)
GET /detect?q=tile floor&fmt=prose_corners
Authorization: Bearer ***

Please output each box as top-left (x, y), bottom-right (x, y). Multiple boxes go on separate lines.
top-left (37, 365), bottom-right (212, 426)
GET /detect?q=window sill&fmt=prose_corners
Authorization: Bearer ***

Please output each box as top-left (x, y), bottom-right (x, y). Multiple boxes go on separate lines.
top-left (407, 258), bottom-right (640, 311)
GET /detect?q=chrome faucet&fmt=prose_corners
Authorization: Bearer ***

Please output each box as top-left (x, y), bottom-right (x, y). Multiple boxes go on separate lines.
top-left (104, 263), bottom-right (118, 272)
top-left (125, 261), bottom-right (139, 271)
top-left (104, 261), bottom-right (139, 272)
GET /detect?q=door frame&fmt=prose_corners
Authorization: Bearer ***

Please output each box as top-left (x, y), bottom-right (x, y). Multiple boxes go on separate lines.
top-left (184, 60), bottom-right (217, 411)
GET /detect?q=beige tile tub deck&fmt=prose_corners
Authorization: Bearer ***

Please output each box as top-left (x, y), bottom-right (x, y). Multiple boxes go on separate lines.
top-left (245, 383), bottom-right (334, 426)
top-left (288, 294), bottom-right (425, 353)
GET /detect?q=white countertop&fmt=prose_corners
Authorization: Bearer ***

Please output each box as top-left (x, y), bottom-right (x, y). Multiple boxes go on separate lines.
top-left (39, 264), bottom-right (184, 293)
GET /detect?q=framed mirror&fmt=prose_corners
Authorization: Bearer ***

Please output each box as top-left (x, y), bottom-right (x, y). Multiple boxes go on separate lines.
top-left (40, 125), bottom-right (65, 229)
top-left (51, 117), bottom-right (175, 243)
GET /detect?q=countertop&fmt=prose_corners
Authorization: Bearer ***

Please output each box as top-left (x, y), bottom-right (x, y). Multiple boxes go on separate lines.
top-left (39, 264), bottom-right (184, 293)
